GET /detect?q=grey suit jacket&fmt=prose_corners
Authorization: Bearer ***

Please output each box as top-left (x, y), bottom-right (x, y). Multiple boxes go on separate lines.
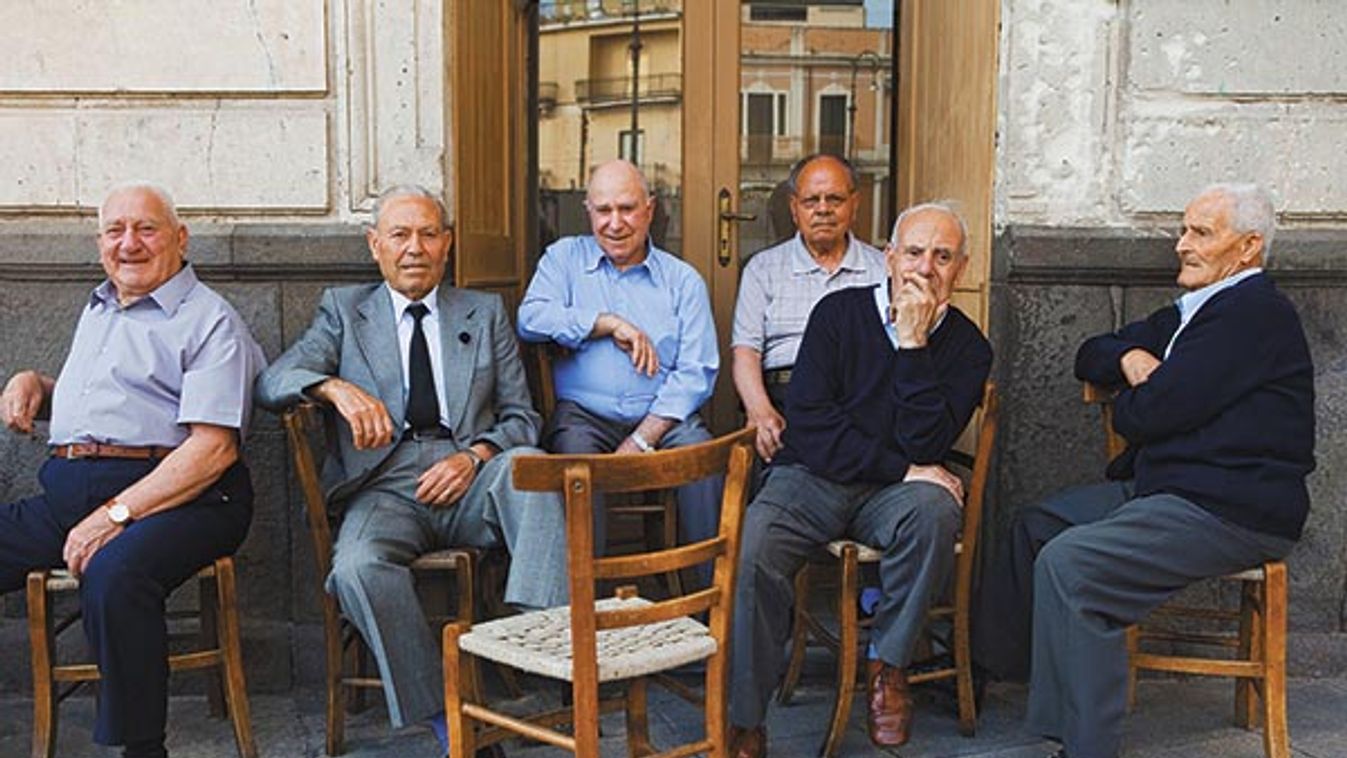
top-left (256, 283), bottom-right (541, 506)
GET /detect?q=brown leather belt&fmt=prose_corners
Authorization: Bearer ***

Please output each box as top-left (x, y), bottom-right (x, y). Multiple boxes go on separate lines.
top-left (50, 443), bottom-right (176, 461)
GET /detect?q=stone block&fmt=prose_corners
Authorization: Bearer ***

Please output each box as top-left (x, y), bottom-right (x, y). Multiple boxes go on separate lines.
top-left (1121, 107), bottom-right (1347, 217)
top-left (73, 110), bottom-right (330, 212)
top-left (1129, 0), bottom-right (1347, 95)
top-left (0, 1), bottom-right (326, 93)
top-left (232, 224), bottom-right (372, 267)
top-left (997, 0), bottom-right (1120, 225)
top-left (0, 115), bottom-right (78, 207)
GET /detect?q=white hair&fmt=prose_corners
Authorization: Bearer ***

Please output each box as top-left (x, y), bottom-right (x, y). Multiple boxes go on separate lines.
top-left (1201, 182), bottom-right (1276, 259)
top-left (99, 182), bottom-right (180, 227)
top-left (371, 184), bottom-right (453, 230)
top-left (890, 201), bottom-right (969, 258)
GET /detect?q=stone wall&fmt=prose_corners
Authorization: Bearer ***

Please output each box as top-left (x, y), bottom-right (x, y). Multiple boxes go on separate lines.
top-left (991, 0), bottom-right (1347, 672)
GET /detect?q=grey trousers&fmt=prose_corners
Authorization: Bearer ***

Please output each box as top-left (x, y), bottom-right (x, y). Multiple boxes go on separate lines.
top-left (729, 464), bottom-right (962, 728)
top-left (542, 400), bottom-right (723, 587)
top-left (329, 439), bottom-right (569, 728)
top-left (1021, 484), bottom-right (1293, 758)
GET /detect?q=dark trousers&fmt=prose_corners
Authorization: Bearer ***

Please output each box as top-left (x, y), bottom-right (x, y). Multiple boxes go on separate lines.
top-left (729, 465), bottom-right (961, 728)
top-left (971, 480), bottom-right (1292, 758)
top-left (542, 400), bottom-right (723, 588)
top-left (0, 457), bottom-right (253, 750)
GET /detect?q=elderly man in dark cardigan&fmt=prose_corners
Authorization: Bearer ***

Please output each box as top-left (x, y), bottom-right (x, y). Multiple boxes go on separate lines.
top-left (974, 183), bottom-right (1315, 758)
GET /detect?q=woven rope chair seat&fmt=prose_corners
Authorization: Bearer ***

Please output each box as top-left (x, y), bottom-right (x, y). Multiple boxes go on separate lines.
top-left (458, 595), bottom-right (716, 683)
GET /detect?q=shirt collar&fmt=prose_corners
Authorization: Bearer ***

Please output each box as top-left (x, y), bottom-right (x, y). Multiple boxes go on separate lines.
top-left (1175, 267), bottom-right (1262, 322)
top-left (789, 232), bottom-right (872, 276)
top-left (387, 283), bottom-right (440, 320)
top-left (90, 263), bottom-right (197, 316)
top-left (584, 235), bottom-right (662, 286)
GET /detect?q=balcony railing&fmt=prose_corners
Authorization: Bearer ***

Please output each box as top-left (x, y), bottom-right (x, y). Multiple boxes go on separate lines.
top-left (575, 74), bottom-right (682, 105)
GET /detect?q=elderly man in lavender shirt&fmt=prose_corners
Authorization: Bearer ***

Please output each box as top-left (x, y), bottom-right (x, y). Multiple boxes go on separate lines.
top-left (0, 184), bottom-right (265, 758)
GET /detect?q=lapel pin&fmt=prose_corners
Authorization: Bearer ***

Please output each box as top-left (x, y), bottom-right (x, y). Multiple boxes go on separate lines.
top-left (458, 332), bottom-right (471, 344)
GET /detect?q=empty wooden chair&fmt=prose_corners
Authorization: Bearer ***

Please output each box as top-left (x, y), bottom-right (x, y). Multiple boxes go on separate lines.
top-left (1083, 381), bottom-right (1290, 758)
top-left (26, 557), bottom-right (256, 758)
top-left (442, 426), bottom-right (755, 757)
top-left (776, 381), bottom-right (998, 757)
top-left (282, 403), bottom-right (482, 756)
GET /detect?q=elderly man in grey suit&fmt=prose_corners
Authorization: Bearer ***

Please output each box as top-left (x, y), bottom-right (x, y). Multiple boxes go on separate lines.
top-left (256, 185), bottom-right (567, 752)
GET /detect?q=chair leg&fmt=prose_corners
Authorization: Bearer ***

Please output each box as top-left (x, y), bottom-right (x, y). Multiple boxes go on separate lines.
top-left (214, 559), bottom-right (258, 758)
top-left (1260, 564), bottom-right (1290, 758)
top-left (443, 623), bottom-right (475, 758)
top-left (952, 571), bottom-right (977, 736)
top-left (705, 651), bottom-right (729, 758)
top-left (27, 573), bottom-right (58, 758)
top-left (324, 602), bottom-right (346, 756)
top-left (1124, 624), bottom-right (1140, 712)
top-left (777, 566), bottom-right (812, 705)
top-left (625, 676), bottom-right (655, 757)
top-left (1235, 579), bottom-right (1259, 730)
top-left (821, 547), bottom-right (859, 758)
top-left (199, 572), bottom-right (227, 719)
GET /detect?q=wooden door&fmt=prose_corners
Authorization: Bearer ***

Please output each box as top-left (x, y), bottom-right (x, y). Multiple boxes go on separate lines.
top-left (451, 0), bottom-right (529, 310)
top-left (682, 0), bottom-right (741, 434)
top-left (897, 0), bottom-right (1000, 331)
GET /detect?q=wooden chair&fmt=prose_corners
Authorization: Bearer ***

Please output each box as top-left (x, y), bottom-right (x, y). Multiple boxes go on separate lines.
top-left (442, 426), bottom-right (756, 758)
top-left (527, 342), bottom-right (683, 595)
top-left (1083, 381), bottom-right (1290, 758)
top-left (26, 557), bottom-right (256, 758)
top-left (776, 381), bottom-right (999, 757)
top-left (281, 403), bottom-right (482, 756)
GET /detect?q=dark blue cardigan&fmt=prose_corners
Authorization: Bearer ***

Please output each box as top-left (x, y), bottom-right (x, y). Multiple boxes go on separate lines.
top-left (778, 285), bottom-right (992, 485)
top-left (1075, 272), bottom-right (1315, 540)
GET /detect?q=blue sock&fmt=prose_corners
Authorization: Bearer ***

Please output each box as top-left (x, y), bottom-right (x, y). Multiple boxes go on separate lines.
top-left (867, 641), bottom-right (879, 660)
top-left (859, 586), bottom-right (882, 616)
top-left (425, 711), bottom-right (449, 753)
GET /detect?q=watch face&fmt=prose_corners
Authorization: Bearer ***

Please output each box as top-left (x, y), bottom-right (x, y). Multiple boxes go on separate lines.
top-left (108, 503), bottom-right (131, 525)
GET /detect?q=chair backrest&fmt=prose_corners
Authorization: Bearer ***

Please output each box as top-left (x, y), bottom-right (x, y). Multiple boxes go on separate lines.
top-left (525, 341), bottom-right (559, 418)
top-left (1081, 382), bottom-right (1128, 460)
top-left (951, 381), bottom-right (999, 590)
top-left (280, 403), bottom-right (337, 580)
top-left (511, 427), bottom-right (756, 684)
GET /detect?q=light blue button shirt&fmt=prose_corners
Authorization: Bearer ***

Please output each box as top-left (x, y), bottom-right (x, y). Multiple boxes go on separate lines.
top-left (48, 264), bottom-right (266, 446)
top-left (517, 235), bottom-right (719, 423)
top-left (1164, 267), bottom-right (1263, 359)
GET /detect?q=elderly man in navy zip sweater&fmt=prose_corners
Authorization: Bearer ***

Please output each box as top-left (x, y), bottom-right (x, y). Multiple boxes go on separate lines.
top-left (727, 203), bottom-right (992, 757)
top-left (975, 183), bottom-right (1315, 758)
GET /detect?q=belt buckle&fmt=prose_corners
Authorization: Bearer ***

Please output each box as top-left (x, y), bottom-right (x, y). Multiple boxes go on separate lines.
top-left (406, 428), bottom-right (449, 443)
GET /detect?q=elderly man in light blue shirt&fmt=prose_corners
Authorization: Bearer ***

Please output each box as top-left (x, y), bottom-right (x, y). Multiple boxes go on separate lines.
top-left (518, 159), bottom-right (720, 580)
top-left (0, 183), bottom-right (264, 758)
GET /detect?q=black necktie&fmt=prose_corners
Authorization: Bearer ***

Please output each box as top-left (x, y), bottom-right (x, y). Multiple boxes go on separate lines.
top-left (405, 303), bottom-right (440, 432)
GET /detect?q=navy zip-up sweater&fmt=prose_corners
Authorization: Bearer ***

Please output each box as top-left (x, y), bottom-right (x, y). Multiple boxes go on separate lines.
top-left (1075, 272), bottom-right (1315, 540)
top-left (778, 285), bottom-right (992, 485)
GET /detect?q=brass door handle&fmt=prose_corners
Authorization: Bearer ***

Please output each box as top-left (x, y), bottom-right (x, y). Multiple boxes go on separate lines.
top-left (718, 187), bottom-right (757, 267)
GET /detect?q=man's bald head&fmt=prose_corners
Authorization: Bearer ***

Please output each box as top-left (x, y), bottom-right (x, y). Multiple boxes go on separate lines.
top-left (584, 160), bottom-right (655, 270)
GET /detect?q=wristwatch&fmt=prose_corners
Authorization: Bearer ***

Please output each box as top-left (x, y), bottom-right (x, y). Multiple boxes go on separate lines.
top-left (105, 499), bottom-right (133, 526)
top-left (629, 431), bottom-right (654, 453)
top-left (462, 447), bottom-right (484, 474)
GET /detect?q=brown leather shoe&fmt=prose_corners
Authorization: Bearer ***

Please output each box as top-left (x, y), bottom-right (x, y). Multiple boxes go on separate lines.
top-left (728, 725), bottom-right (767, 758)
top-left (866, 659), bottom-right (913, 747)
